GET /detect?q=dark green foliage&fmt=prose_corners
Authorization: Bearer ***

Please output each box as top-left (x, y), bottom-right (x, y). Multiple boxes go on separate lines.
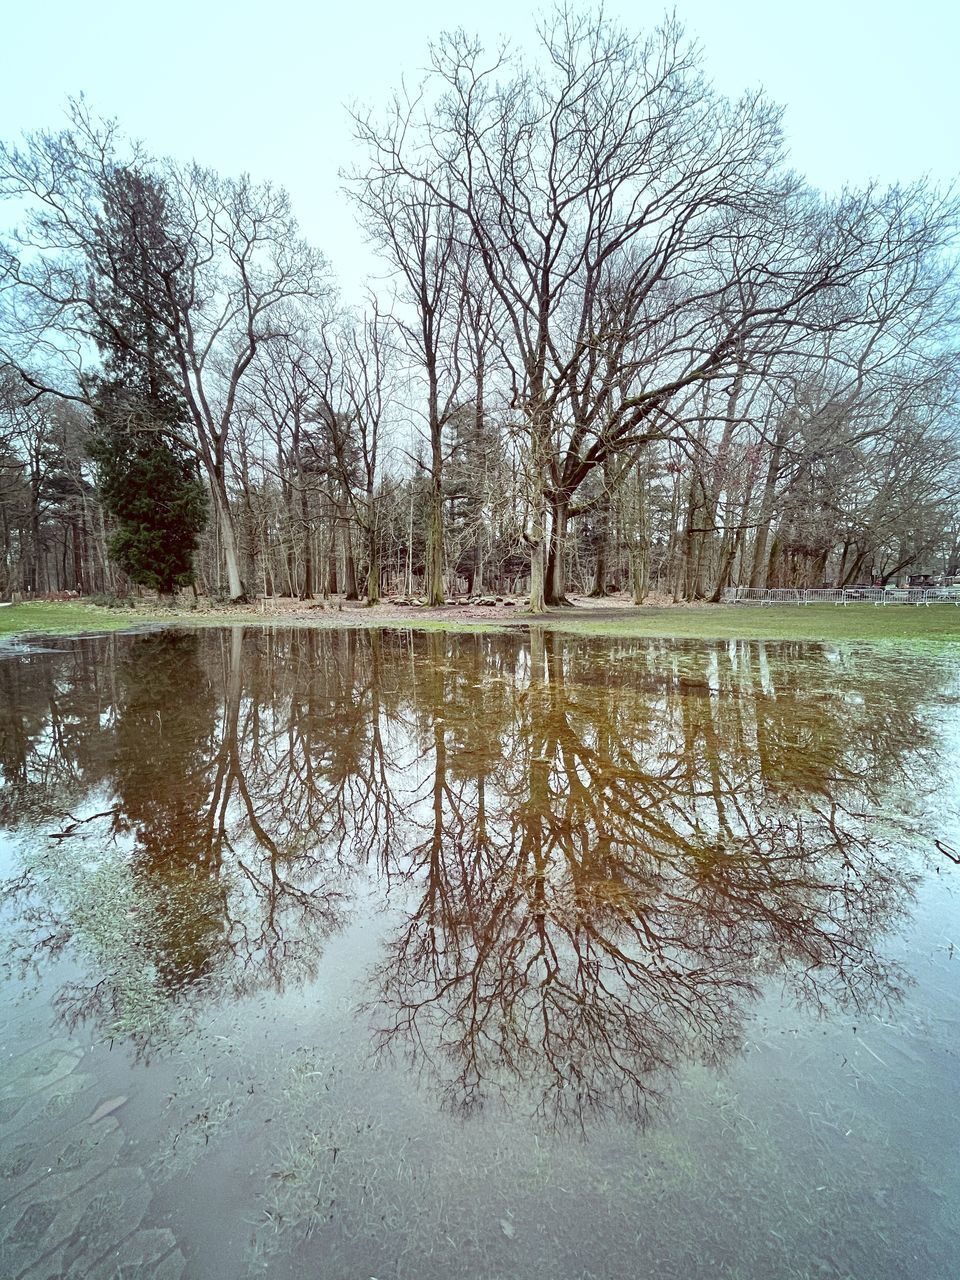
top-left (90, 428), bottom-right (206, 593)
top-left (87, 167), bottom-right (207, 591)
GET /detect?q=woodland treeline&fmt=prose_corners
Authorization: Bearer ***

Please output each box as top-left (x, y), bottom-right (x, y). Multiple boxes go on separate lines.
top-left (1, 10), bottom-right (959, 609)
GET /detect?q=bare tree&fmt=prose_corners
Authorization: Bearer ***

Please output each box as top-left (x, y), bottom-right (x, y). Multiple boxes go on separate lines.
top-left (346, 158), bottom-right (476, 603)
top-left (355, 8), bottom-right (959, 608)
top-left (303, 305), bottom-right (398, 604)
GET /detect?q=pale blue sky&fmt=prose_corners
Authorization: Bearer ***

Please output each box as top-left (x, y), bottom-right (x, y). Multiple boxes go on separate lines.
top-left (2, 0), bottom-right (956, 298)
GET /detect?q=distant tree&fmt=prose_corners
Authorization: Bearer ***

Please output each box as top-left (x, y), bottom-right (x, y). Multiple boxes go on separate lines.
top-left (0, 376), bottom-right (102, 596)
top-left (305, 307), bottom-right (397, 604)
top-left (346, 163), bottom-right (473, 605)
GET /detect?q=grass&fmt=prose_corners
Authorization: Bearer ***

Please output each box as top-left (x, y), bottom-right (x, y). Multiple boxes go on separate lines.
top-left (537, 602), bottom-right (960, 644)
top-left (2, 599), bottom-right (960, 646)
top-left (0, 599), bottom-right (238, 641)
top-left (0, 601), bottom-right (169, 638)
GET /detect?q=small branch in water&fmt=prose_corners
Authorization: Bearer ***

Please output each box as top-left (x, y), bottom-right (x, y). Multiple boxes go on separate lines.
top-left (47, 809), bottom-right (119, 839)
top-left (935, 839), bottom-right (960, 865)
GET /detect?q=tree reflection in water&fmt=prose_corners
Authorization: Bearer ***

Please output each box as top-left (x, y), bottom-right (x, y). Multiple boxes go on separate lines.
top-left (369, 630), bottom-right (930, 1126)
top-left (0, 627), bottom-right (943, 1122)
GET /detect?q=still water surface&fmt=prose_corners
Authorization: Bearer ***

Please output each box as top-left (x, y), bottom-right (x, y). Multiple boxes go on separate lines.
top-left (0, 627), bottom-right (958, 1278)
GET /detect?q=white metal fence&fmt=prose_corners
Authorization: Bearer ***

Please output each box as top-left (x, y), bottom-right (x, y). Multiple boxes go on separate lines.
top-left (722, 586), bottom-right (960, 607)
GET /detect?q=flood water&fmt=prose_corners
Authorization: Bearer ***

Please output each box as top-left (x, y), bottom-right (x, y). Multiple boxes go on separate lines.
top-left (1, 626), bottom-right (958, 1279)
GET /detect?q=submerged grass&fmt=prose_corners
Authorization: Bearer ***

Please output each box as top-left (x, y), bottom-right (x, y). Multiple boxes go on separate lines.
top-left (3, 598), bottom-right (960, 646)
top-left (244, 1033), bottom-right (951, 1280)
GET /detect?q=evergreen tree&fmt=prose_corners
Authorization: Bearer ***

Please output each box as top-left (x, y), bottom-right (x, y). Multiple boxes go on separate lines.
top-left (87, 168), bottom-right (207, 593)
top-left (89, 421), bottom-right (206, 593)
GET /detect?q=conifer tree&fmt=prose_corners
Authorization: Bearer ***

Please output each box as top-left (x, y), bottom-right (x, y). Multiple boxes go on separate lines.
top-left (87, 168), bottom-right (206, 594)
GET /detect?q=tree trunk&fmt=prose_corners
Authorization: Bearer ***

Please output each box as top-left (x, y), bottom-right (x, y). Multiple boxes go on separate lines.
top-left (630, 463), bottom-right (650, 604)
top-left (218, 502), bottom-right (245, 600)
top-left (425, 376), bottom-right (445, 602)
top-left (207, 474), bottom-right (244, 600)
top-left (366, 521), bottom-right (381, 605)
top-left (749, 420), bottom-right (788, 589)
top-left (544, 498), bottom-right (570, 606)
top-left (590, 534), bottom-right (607, 597)
top-left (70, 516), bottom-right (84, 593)
top-left (528, 539), bottom-right (546, 613)
top-left (425, 476), bottom-right (445, 605)
top-left (681, 469), bottom-right (705, 600)
top-left (341, 513), bottom-right (359, 600)
top-left (298, 481), bottom-right (314, 599)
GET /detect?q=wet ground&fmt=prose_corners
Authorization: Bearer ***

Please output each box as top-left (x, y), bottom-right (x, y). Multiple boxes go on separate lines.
top-left (1, 627), bottom-right (958, 1278)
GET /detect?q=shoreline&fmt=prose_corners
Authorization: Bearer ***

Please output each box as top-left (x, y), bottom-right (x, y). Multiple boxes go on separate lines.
top-left (3, 595), bottom-right (960, 647)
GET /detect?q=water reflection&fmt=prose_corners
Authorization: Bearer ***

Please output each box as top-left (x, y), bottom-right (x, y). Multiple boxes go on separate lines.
top-left (0, 627), bottom-right (944, 1124)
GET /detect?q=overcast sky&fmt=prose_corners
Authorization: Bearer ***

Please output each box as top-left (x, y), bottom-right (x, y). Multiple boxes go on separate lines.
top-left (2, 0), bottom-right (956, 300)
